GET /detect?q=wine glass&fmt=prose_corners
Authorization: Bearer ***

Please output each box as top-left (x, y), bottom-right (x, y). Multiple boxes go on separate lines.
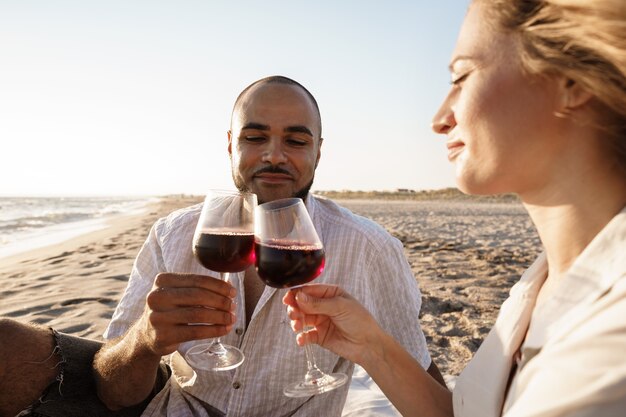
top-left (184, 189), bottom-right (257, 371)
top-left (254, 197), bottom-right (348, 397)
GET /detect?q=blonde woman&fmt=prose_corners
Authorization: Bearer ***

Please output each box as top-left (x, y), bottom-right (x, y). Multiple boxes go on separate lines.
top-left (285, 0), bottom-right (626, 416)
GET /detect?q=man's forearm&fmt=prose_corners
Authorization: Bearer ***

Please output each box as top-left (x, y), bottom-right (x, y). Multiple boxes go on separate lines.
top-left (94, 324), bottom-right (163, 410)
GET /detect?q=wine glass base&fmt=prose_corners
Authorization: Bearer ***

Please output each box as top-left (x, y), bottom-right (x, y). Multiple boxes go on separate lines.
top-left (185, 343), bottom-right (245, 372)
top-left (283, 372), bottom-right (349, 397)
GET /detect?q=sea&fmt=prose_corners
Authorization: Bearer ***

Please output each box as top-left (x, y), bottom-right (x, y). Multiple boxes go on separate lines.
top-left (0, 196), bottom-right (157, 259)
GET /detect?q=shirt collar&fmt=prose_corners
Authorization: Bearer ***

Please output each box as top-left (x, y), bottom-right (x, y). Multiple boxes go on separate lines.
top-left (303, 193), bottom-right (323, 243)
top-left (525, 206), bottom-right (626, 346)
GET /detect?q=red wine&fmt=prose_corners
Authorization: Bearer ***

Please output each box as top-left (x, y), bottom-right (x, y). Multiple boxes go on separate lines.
top-left (255, 242), bottom-right (325, 288)
top-left (194, 231), bottom-right (255, 273)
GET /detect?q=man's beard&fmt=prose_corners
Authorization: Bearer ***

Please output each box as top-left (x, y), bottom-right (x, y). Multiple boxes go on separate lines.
top-left (232, 169), bottom-right (314, 204)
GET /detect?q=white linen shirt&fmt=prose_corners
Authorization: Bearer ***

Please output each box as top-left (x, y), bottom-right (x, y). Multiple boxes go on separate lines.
top-left (453, 207), bottom-right (626, 417)
top-left (104, 194), bottom-right (431, 417)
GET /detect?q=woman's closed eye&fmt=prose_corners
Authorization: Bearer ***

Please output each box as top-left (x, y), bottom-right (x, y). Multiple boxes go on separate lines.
top-left (450, 72), bottom-right (470, 86)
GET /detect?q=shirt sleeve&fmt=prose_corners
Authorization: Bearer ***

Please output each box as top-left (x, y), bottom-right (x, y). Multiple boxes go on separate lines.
top-left (362, 234), bottom-right (432, 370)
top-left (103, 219), bottom-right (166, 340)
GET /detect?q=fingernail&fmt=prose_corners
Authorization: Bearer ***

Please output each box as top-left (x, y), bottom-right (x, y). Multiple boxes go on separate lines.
top-left (297, 292), bottom-right (309, 303)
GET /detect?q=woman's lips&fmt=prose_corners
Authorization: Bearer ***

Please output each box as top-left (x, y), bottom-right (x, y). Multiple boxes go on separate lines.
top-left (446, 140), bottom-right (465, 161)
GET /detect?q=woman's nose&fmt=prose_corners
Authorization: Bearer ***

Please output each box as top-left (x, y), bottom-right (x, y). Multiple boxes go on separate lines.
top-left (431, 100), bottom-right (456, 135)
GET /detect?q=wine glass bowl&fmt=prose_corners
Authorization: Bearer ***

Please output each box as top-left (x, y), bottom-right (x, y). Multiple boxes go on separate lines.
top-left (194, 230), bottom-right (255, 273)
top-left (184, 189), bottom-right (256, 372)
top-left (255, 242), bottom-right (325, 288)
top-left (254, 197), bottom-right (348, 397)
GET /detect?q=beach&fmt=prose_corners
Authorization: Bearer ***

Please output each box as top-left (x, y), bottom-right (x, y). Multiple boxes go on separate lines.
top-left (0, 194), bottom-right (541, 378)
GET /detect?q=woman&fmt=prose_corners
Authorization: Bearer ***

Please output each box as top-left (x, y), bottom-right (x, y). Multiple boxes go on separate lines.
top-left (284, 0), bottom-right (626, 416)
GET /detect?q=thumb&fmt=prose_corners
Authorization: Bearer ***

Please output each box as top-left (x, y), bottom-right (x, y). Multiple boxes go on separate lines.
top-left (296, 291), bottom-right (339, 316)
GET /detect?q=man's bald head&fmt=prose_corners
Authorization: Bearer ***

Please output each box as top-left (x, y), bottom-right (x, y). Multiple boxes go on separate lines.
top-left (231, 76), bottom-right (322, 138)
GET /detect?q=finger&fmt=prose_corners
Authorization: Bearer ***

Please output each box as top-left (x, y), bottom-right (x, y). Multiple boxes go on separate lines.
top-left (296, 329), bottom-right (319, 347)
top-left (155, 273), bottom-right (236, 298)
top-left (298, 284), bottom-right (342, 299)
top-left (282, 290), bottom-right (298, 308)
top-left (153, 323), bottom-right (235, 348)
top-left (180, 323), bottom-right (234, 341)
top-left (288, 314), bottom-right (305, 333)
top-left (148, 307), bottom-right (235, 328)
top-left (178, 307), bottom-right (236, 327)
top-left (286, 305), bottom-right (302, 319)
top-left (289, 318), bottom-right (301, 333)
top-left (286, 311), bottom-right (320, 334)
top-left (286, 309), bottom-right (317, 328)
top-left (295, 290), bottom-right (344, 316)
top-left (147, 286), bottom-right (236, 312)
top-left (287, 317), bottom-right (316, 342)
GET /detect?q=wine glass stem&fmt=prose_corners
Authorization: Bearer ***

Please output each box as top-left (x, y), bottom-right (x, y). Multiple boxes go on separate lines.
top-left (208, 272), bottom-right (228, 350)
top-left (301, 314), bottom-right (325, 383)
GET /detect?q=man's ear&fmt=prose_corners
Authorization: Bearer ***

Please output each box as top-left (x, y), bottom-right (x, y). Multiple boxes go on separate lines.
top-left (315, 138), bottom-right (323, 168)
top-left (227, 130), bottom-right (233, 156)
top-left (557, 77), bottom-right (594, 113)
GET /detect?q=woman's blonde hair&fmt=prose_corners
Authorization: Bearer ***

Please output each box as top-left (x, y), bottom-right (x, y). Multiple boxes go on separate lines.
top-left (479, 0), bottom-right (626, 173)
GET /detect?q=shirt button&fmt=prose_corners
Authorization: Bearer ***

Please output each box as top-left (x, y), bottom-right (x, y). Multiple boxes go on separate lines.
top-left (232, 381), bottom-right (241, 389)
top-left (235, 327), bottom-right (243, 335)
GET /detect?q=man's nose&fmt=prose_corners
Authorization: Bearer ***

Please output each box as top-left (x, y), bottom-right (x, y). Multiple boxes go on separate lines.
top-left (261, 138), bottom-right (288, 164)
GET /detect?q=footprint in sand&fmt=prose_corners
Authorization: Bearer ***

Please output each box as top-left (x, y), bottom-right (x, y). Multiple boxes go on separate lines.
top-left (59, 323), bottom-right (91, 333)
top-left (60, 297), bottom-right (115, 306)
top-left (78, 246), bottom-right (94, 254)
top-left (37, 274), bottom-right (61, 281)
top-left (44, 251), bottom-right (73, 262)
top-left (0, 290), bottom-right (17, 298)
top-left (5, 303), bottom-right (54, 317)
top-left (106, 274), bottom-right (128, 281)
top-left (80, 261), bottom-right (103, 268)
top-left (98, 253), bottom-right (129, 261)
top-left (28, 283), bottom-right (55, 290)
top-left (35, 306), bottom-right (74, 316)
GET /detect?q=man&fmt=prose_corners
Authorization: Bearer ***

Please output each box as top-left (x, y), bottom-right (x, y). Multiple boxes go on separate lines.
top-left (0, 76), bottom-right (443, 417)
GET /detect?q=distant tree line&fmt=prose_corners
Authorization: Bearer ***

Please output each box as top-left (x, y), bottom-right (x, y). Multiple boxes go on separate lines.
top-left (314, 188), bottom-right (520, 202)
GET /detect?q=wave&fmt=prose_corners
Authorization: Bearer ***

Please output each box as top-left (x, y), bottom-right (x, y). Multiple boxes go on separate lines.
top-left (0, 197), bottom-right (155, 254)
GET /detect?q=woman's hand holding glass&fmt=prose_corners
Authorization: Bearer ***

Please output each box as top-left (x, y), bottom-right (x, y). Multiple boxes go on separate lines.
top-left (283, 284), bottom-right (386, 368)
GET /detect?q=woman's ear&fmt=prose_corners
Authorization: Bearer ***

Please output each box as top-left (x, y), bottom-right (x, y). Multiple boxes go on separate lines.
top-left (557, 77), bottom-right (594, 113)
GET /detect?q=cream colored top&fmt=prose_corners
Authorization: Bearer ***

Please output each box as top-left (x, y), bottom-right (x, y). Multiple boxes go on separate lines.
top-left (104, 194), bottom-right (431, 417)
top-left (453, 208), bottom-right (626, 417)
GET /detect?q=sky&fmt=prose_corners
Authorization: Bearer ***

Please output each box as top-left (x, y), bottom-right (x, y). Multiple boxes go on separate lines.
top-left (0, 1), bottom-right (469, 197)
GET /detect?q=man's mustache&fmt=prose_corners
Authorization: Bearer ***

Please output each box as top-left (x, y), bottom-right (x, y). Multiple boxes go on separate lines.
top-left (253, 166), bottom-right (293, 177)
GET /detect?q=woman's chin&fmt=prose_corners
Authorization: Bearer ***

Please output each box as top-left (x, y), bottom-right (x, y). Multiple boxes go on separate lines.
top-left (455, 175), bottom-right (505, 197)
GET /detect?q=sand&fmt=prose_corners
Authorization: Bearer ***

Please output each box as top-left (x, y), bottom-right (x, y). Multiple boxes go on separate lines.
top-left (0, 195), bottom-right (542, 378)
top-left (335, 199), bottom-right (542, 376)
